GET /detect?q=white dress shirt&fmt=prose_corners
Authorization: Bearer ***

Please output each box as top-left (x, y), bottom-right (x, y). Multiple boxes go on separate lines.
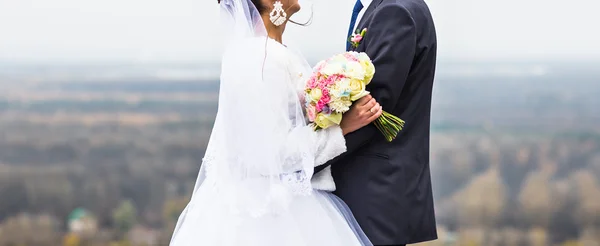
top-left (353, 0), bottom-right (373, 32)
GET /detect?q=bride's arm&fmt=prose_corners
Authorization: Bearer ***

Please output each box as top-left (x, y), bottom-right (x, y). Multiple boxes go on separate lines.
top-left (313, 127), bottom-right (347, 166)
top-left (284, 124), bottom-right (347, 168)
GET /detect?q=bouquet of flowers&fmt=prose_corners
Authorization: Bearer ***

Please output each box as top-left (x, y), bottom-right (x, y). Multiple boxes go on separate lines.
top-left (304, 51), bottom-right (405, 142)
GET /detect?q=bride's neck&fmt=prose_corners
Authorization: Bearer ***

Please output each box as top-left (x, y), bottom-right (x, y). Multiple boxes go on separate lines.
top-left (262, 16), bottom-right (285, 44)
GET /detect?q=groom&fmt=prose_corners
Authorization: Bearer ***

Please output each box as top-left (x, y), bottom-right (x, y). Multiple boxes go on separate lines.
top-left (316, 0), bottom-right (437, 245)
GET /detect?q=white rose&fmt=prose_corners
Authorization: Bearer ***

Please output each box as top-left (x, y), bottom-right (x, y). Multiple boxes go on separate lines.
top-left (329, 95), bottom-right (352, 113)
top-left (344, 61), bottom-right (366, 80)
top-left (321, 62), bottom-right (344, 76)
top-left (357, 52), bottom-right (370, 63)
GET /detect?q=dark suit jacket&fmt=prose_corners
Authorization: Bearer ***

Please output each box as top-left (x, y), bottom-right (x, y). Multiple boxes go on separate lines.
top-left (316, 0), bottom-right (438, 244)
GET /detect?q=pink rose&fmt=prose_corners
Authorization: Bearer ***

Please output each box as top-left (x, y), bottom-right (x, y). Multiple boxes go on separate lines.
top-left (320, 89), bottom-right (331, 104)
top-left (331, 74), bottom-right (345, 82)
top-left (306, 75), bottom-right (317, 89)
top-left (317, 77), bottom-right (330, 89)
top-left (324, 74), bottom-right (343, 87)
top-left (318, 95), bottom-right (331, 107)
top-left (316, 100), bottom-right (326, 112)
top-left (319, 96), bottom-right (330, 106)
top-left (306, 104), bottom-right (317, 122)
top-left (350, 34), bottom-right (363, 43)
top-left (344, 53), bottom-right (359, 62)
top-left (322, 76), bottom-right (336, 87)
top-left (314, 61), bottom-right (327, 72)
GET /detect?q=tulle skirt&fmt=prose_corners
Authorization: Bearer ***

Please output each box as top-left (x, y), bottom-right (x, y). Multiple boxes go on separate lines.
top-left (170, 185), bottom-right (372, 246)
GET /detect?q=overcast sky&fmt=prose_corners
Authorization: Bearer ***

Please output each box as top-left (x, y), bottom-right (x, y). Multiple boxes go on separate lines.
top-left (0, 0), bottom-right (598, 63)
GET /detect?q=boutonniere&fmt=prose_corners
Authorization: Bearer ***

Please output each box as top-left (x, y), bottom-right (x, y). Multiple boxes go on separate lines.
top-left (349, 28), bottom-right (367, 48)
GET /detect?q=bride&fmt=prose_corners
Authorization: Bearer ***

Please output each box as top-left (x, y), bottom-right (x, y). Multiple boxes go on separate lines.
top-left (169, 0), bottom-right (383, 245)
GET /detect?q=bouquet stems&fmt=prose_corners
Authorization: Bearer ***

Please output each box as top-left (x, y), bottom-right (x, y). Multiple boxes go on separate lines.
top-left (373, 111), bottom-right (405, 142)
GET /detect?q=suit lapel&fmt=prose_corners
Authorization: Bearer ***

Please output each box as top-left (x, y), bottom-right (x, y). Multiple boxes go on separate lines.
top-left (351, 0), bottom-right (384, 51)
top-left (354, 0), bottom-right (384, 33)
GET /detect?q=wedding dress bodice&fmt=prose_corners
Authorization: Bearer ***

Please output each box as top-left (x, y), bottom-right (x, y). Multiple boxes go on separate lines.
top-left (200, 37), bottom-right (344, 213)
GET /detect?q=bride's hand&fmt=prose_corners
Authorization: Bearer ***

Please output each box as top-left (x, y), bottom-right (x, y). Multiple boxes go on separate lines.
top-left (340, 95), bottom-right (383, 135)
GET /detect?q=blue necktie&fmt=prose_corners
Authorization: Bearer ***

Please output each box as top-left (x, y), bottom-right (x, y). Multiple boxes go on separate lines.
top-left (347, 0), bottom-right (364, 51)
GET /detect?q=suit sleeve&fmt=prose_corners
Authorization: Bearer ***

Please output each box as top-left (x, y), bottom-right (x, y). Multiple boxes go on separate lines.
top-left (316, 4), bottom-right (417, 173)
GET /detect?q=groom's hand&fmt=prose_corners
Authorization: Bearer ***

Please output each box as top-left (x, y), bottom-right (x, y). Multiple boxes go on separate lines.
top-left (340, 95), bottom-right (383, 135)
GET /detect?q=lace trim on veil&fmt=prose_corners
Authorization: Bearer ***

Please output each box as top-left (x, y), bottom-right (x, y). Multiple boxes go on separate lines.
top-left (201, 145), bottom-right (313, 218)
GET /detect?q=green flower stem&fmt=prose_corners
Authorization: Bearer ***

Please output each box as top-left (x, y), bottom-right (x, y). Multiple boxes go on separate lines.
top-left (312, 110), bottom-right (404, 142)
top-left (374, 111), bottom-right (405, 142)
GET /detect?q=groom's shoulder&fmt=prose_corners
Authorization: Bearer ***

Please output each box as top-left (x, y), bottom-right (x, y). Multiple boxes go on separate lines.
top-left (377, 0), bottom-right (433, 24)
top-left (373, 0), bottom-right (412, 21)
top-left (379, 0), bottom-right (430, 14)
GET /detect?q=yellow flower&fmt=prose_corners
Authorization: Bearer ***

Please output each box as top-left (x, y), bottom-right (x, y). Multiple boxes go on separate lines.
top-left (362, 61), bottom-right (375, 84)
top-left (309, 88), bottom-right (322, 102)
top-left (314, 112), bottom-right (342, 129)
top-left (357, 53), bottom-right (375, 84)
top-left (324, 112), bottom-right (342, 125)
top-left (349, 78), bottom-right (368, 101)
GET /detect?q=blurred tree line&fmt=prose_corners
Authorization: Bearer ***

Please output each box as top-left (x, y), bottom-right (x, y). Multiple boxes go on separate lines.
top-left (0, 122), bottom-right (209, 245)
top-left (429, 131), bottom-right (600, 246)
top-left (0, 121), bottom-right (599, 245)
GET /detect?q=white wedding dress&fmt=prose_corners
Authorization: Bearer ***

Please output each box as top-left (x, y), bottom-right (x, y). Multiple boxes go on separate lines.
top-left (169, 1), bottom-right (372, 245)
top-left (169, 36), bottom-right (372, 245)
